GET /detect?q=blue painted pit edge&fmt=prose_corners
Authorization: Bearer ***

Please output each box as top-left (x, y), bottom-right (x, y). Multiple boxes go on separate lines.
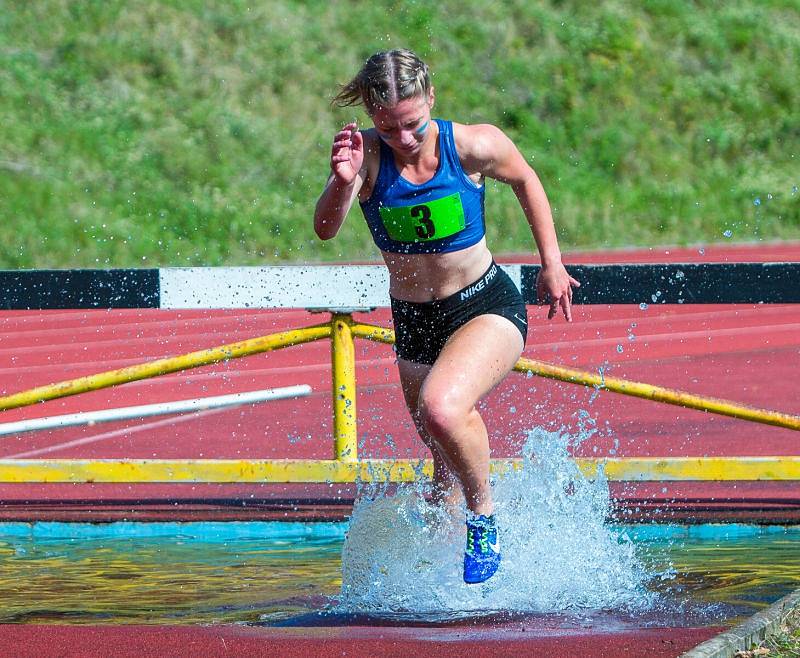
top-left (0, 521), bottom-right (798, 542)
top-left (0, 520), bottom-right (349, 541)
top-left (619, 523), bottom-right (800, 542)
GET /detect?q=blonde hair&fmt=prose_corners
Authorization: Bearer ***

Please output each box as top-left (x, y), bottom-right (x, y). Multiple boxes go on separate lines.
top-left (332, 49), bottom-right (431, 113)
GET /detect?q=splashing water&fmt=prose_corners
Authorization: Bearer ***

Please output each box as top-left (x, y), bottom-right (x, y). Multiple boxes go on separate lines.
top-left (336, 427), bottom-right (656, 619)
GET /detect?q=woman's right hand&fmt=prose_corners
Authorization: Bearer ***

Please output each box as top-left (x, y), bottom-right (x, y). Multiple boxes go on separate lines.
top-left (330, 122), bottom-right (364, 185)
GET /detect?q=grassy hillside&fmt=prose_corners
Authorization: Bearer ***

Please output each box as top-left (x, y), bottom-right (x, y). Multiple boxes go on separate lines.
top-left (1, 0), bottom-right (798, 267)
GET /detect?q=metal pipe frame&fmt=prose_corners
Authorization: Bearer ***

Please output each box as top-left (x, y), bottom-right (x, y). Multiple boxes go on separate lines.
top-left (0, 312), bottom-right (797, 484)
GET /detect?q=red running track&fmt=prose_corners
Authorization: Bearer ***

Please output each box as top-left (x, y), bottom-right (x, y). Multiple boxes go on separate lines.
top-left (0, 623), bottom-right (725, 658)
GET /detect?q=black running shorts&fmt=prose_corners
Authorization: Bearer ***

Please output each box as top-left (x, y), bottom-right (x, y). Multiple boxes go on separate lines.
top-left (390, 261), bottom-right (528, 365)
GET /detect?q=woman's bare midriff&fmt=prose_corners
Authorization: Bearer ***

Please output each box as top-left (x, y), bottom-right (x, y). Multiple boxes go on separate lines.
top-left (381, 238), bottom-right (494, 302)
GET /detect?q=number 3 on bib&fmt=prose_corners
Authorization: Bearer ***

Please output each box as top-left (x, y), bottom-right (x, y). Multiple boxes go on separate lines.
top-left (411, 205), bottom-right (435, 239)
top-left (379, 192), bottom-right (466, 243)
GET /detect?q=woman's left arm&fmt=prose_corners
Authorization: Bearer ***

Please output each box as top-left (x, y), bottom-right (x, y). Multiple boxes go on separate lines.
top-left (465, 124), bottom-right (580, 321)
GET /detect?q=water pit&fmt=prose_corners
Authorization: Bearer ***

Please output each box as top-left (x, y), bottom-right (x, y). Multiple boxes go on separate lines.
top-left (0, 519), bottom-right (798, 630)
top-left (0, 429), bottom-right (797, 632)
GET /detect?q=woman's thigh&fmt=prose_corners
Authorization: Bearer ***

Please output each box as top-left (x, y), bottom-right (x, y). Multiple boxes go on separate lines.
top-left (397, 358), bottom-right (432, 416)
top-left (420, 313), bottom-right (525, 413)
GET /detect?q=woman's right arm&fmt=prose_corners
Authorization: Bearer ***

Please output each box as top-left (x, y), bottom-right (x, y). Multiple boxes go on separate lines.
top-left (314, 122), bottom-right (366, 240)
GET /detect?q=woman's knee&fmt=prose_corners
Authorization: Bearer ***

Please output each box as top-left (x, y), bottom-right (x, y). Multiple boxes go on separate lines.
top-left (417, 389), bottom-right (470, 440)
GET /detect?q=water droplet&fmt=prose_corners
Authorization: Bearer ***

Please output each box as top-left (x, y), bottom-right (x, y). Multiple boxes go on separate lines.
top-left (639, 303), bottom-right (649, 310)
top-left (616, 344), bottom-right (624, 353)
top-left (753, 198), bottom-right (761, 206)
top-left (723, 230), bottom-right (733, 238)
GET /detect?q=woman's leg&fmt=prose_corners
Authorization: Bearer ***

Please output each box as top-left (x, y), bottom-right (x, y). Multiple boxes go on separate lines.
top-left (416, 314), bottom-right (524, 516)
top-left (397, 358), bottom-right (462, 507)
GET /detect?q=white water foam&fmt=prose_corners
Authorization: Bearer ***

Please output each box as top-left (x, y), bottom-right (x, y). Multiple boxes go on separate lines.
top-left (336, 426), bottom-right (658, 618)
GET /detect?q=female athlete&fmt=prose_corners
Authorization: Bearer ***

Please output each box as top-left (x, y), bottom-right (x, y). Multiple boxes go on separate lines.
top-left (314, 49), bottom-right (579, 583)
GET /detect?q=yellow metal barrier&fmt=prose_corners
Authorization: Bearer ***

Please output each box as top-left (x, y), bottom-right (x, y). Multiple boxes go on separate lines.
top-left (331, 314), bottom-right (358, 461)
top-left (0, 323), bottom-right (333, 411)
top-left (0, 457), bottom-right (798, 483)
top-left (513, 358), bottom-right (800, 432)
top-left (0, 310), bottom-right (798, 484)
top-left (352, 321), bottom-right (800, 432)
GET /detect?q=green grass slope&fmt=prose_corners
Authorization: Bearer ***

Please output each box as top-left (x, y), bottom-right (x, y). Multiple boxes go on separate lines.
top-left (1, 0), bottom-right (798, 267)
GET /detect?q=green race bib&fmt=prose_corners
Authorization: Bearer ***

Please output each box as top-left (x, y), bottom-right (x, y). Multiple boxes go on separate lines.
top-left (378, 192), bottom-right (466, 242)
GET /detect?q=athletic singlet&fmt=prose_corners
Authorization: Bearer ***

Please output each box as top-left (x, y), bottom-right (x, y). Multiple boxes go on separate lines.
top-left (359, 119), bottom-right (486, 254)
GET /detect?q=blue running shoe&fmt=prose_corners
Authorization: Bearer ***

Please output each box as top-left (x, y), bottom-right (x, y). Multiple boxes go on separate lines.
top-left (463, 514), bottom-right (500, 584)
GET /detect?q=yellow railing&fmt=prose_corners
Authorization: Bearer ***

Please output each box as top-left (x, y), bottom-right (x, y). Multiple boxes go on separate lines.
top-left (0, 311), bottom-right (798, 483)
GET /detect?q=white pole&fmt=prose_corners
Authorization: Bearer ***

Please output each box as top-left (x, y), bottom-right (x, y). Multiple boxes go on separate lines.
top-left (0, 385), bottom-right (312, 437)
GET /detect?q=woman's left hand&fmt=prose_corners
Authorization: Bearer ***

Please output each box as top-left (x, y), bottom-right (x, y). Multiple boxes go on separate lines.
top-left (536, 263), bottom-right (581, 322)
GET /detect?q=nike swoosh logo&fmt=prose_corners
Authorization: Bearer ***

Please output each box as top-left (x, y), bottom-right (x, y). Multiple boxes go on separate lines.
top-left (488, 540), bottom-right (500, 553)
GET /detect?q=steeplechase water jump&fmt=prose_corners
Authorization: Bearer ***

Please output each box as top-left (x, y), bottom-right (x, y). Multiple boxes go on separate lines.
top-left (2, 18), bottom-right (800, 658)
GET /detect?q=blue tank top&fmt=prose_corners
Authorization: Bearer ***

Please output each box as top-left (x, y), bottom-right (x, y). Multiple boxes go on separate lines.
top-left (359, 119), bottom-right (486, 254)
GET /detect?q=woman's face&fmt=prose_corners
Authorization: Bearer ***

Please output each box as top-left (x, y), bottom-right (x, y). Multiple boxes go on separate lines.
top-left (369, 90), bottom-right (434, 156)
